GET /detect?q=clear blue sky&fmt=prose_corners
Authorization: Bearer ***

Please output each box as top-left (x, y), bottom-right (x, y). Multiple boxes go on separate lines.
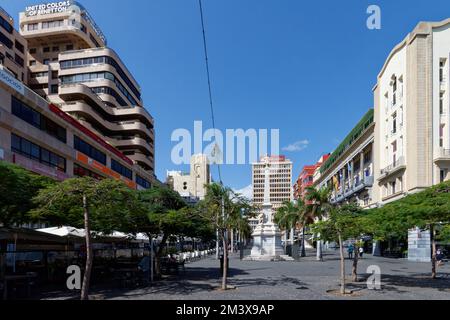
top-left (3, 0), bottom-right (450, 190)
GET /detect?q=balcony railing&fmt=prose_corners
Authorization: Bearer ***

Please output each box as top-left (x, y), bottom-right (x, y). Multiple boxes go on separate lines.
top-left (0, 7), bottom-right (13, 22)
top-left (380, 157), bottom-right (405, 176)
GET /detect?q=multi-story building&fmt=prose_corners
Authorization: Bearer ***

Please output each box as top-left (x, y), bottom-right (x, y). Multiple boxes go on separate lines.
top-left (252, 155), bottom-right (292, 214)
top-left (167, 154), bottom-right (211, 202)
top-left (18, 1), bottom-right (155, 178)
top-left (0, 7), bottom-right (27, 84)
top-left (372, 19), bottom-right (450, 205)
top-left (0, 4), bottom-right (158, 191)
top-left (293, 154), bottom-right (330, 200)
top-left (314, 109), bottom-right (375, 208)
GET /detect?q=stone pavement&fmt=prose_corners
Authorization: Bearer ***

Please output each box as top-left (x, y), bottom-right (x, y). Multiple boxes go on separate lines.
top-left (80, 250), bottom-right (450, 300)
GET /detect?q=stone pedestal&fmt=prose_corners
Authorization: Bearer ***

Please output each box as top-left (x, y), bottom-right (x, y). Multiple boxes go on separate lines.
top-left (248, 222), bottom-right (284, 261)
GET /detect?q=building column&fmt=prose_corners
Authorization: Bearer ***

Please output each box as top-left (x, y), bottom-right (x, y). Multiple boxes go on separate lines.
top-left (360, 151), bottom-right (365, 183)
top-left (350, 160), bottom-right (355, 189)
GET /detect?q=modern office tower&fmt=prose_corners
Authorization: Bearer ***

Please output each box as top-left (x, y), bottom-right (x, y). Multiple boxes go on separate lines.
top-left (372, 19), bottom-right (450, 206)
top-left (293, 154), bottom-right (330, 200)
top-left (18, 2), bottom-right (155, 180)
top-left (0, 4), bottom-right (157, 191)
top-left (0, 7), bottom-right (27, 83)
top-left (252, 155), bottom-right (293, 213)
top-left (314, 110), bottom-right (375, 208)
top-left (167, 154), bottom-right (211, 202)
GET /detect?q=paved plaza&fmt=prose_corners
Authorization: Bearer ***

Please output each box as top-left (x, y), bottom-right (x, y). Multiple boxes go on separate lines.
top-left (42, 250), bottom-right (450, 300)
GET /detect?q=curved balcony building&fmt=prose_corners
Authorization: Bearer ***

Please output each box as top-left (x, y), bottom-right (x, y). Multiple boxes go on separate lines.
top-left (18, 1), bottom-right (155, 177)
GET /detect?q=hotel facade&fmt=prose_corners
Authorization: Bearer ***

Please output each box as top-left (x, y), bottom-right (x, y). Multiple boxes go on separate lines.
top-left (0, 3), bottom-right (158, 190)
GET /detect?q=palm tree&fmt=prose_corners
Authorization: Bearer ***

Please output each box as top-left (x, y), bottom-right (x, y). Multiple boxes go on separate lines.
top-left (198, 183), bottom-right (255, 290)
top-left (296, 199), bottom-right (314, 257)
top-left (275, 201), bottom-right (298, 254)
top-left (305, 186), bottom-right (333, 261)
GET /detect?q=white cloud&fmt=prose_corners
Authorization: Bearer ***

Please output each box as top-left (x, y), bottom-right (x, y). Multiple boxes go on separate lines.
top-left (233, 184), bottom-right (253, 201)
top-left (282, 140), bottom-right (309, 152)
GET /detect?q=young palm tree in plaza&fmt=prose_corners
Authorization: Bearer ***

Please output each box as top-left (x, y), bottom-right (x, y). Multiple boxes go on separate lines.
top-left (198, 183), bottom-right (254, 290)
top-left (305, 186), bottom-right (333, 261)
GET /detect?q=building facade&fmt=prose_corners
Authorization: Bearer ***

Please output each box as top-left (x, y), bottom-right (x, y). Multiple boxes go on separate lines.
top-left (315, 110), bottom-right (375, 208)
top-left (167, 154), bottom-right (211, 201)
top-left (293, 154), bottom-right (330, 200)
top-left (0, 3), bottom-right (158, 191)
top-left (252, 155), bottom-right (292, 213)
top-left (372, 19), bottom-right (450, 205)
top-left (18, 1), bottom-right (155, 178)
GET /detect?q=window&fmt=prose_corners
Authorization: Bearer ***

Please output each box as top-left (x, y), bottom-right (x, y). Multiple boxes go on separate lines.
top-left (52, 46), bottom-right (59, 52)
top-left (31, 72), bottom-right (48, 78)
top-left (0, 15), bottom-right (13, 34)
top-left (59, 56), bottom-right (142, 101)
top-left (14, 54), bottom-right (24, 67)
top-left (50, 85), bottom-right (58, 94)
top-left (60, 71), bottom-right (139, 106)
top-left (66, 44), bottom-right (74, 51)
top-left (439, 124), bottom-right (445, 147)
top-left (29, 60), bottom-right (36, 66)
top-left (51, 71), bottom-right (58, 79)
top-left (11, 96), bottom-right (67, 143)
top-left (391, 181), bottom-right (396, 194)
top-left (42, 20), bottom-right (64, 29)
top-left (43, 47), bottom-right (50, 53)
top-left (111, 159), bottom-right (132, 180)
top-left (392, 113), bottom-right (397, 134)
top-left (11, 134), bottom-right (66, 172)
top-left (0, 31), bottom-right (13, 49)
top-left (27, 23), bottom-right (38, 31)
top-left (43, 59), bottom-right (50, 65)
top-left (80, 24), bottom-right (87, 33)
top-left (440, 170), bottom-right (448, 183)
top-left (440, 60), bottom-right (446, 82)
top-left (29, 48), bottom-right (37, 54)
top-left (440, 92), bottom-right (444, 115)
top-left (136, 175), bottom-right (151, 189)
top-left (74, 136), bottom-right (106, 165)
top-left (15, 40), bottom-right (25, 54)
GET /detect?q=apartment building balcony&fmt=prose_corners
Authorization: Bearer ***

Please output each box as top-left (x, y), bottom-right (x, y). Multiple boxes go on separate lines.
top-left (379, 157), bottom-right (406, 180)
top-left (434, 149), bottom-right (450, 164)
top-left (330, 176), bottom-right (374, 204)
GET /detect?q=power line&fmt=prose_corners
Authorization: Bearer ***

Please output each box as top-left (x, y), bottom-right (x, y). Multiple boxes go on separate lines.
top-left (198, 0), bottom-right (223, 185)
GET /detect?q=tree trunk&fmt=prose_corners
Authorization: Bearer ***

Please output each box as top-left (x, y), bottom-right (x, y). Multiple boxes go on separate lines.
top-left (431, 225), bottom-right (437, 279)
top-left (284, 229), bottom-right (287, 254)
top-left (317, 238), bottom-right (323, 261)
top-left (338, 233), bottom-right (346, 295)
top-left (155, 234), bottom-right (168, 277)
top-left (301, 226), bottom-right (306, 257)
top-left (80, 195), bottom-right (93, 301)
top-left (222, 231), bottom-right (228, 290)
top-left (352, 244), bottom-right (359, 282)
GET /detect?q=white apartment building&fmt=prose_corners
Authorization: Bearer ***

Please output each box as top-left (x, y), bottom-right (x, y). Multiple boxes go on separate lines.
top-left (373, 19), bottom-right (450, 205)
top-left (252, 155), bottom-right (292, 214)
top-left (167, 154), bottom-right (211, 201)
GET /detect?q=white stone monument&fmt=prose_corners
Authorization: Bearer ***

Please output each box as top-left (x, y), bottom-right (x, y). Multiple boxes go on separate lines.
top-left (246, 162), bottom-right (285, 261)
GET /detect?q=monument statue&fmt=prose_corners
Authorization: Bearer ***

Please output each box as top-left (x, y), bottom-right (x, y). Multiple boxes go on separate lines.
top-left (246, 161), bottom-right (285, 261)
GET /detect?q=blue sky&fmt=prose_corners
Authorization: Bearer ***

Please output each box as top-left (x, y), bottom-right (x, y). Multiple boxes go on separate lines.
top-left (3, 0), bottom-right (450, 190)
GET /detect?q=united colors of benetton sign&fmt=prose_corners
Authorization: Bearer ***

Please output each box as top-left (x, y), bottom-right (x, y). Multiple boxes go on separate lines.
top-left (25, 1), bottom-right (73, 17)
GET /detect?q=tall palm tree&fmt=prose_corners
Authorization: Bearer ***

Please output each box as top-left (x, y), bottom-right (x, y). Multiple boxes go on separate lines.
top-left (305, 186), bottom-right (333, 261)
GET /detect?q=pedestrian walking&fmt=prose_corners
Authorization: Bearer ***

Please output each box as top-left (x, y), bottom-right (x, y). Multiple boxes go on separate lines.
top-left (359, 247), bottom-right (364, 258)
top-left (347, 244), bottom-right (354, 259)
